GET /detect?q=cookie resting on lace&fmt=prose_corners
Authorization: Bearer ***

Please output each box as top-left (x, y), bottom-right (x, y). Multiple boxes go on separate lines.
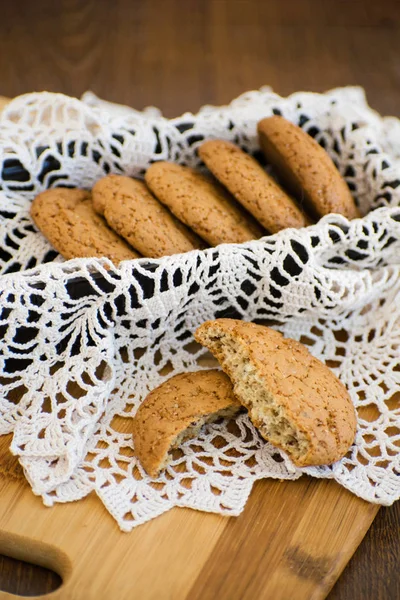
top-left (199, 139), bottom-right (310, 232)
top-left (257, 116), bottom-right (360, 220)
top-left (92, 174), bottom-right (204, 257)
top-left (145, 162), bottom-right (264, 245)
top-left (132, 370), bottom-right (241, 477)
top-left (195, 319), bottom-right (357, 467)
top-left (30, 187), bottom-right (139, 263)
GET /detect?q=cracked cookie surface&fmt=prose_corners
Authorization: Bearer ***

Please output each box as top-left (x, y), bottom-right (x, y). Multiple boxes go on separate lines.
top-left (195, 318), bottom-right (357, 467)
top-left (31, 187), bottom-right (139, 263)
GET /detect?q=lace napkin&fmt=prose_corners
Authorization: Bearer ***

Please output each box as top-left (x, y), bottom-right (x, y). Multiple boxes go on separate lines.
top-left (0, 86), bottom-right (399, 531)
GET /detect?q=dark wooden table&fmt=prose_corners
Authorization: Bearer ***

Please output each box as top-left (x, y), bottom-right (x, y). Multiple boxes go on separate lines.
top-left (0, 0), bottom-right (400, 597)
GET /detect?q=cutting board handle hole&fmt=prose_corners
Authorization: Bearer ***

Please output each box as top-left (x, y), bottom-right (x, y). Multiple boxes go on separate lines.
top-left (0, 531), bottom-right (70, 597)
top-left (0, 553), bottom-right (62, 596)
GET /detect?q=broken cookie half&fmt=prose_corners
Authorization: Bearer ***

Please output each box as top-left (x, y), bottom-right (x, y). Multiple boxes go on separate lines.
top-left (132, 369), bottom-right (241, 478)
top-left (194, 319), bottom-right (357, 467)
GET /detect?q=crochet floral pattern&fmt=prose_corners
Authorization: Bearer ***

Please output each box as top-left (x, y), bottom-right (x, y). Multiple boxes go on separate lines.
top-left (0, 87), bottom-right (400, 530)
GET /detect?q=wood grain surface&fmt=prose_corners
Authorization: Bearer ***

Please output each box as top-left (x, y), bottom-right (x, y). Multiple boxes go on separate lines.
top-left (0, 429), bottom-right (379, 600)
top-left (0, 0), bottom-right (399, 598)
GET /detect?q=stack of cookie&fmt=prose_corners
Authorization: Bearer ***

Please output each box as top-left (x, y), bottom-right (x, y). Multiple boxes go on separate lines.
top-left (28, 117), bottom-right (360, 478)
top-left (30, 116), bottom-right (359, 263)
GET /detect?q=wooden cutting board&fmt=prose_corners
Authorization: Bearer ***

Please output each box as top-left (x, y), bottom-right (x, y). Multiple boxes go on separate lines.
top-left (0, 431), bottom-right (378, 600)
top-left (0, 95), bottom-right (379, 599)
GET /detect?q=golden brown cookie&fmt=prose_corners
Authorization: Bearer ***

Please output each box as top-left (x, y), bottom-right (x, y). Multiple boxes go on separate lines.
top-left (132, 370), bottom-right (241, 477)
top-left (31, 188), bottom-right (139, 263)
top-left (257, 116), bottom-right (360, 219)
top-left (145, 162), bottom-right (264, 246)
top-left (199, 140), bottom-right (310, 232)
top-left (92, 175), bottom-right (204, 258)
top-left (195, 319), bottom-right (357, 467)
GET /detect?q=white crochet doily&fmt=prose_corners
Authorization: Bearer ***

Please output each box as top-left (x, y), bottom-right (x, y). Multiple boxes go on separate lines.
top-left (1, 86), bottom-right (400, 531)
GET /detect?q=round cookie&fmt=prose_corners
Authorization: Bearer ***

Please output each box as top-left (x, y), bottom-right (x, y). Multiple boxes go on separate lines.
top-left (199, 139), bottom-right (310, 232)
top-left (145, 162), bottom-right (265, 246)
top-left (31, 188), bottom-right (139, 263)
top-left (92, 175), bottom-right (204, 258)
top-left (257, 116), bottom-right (360, 219)
top-left (132, 370), bottom-right (242, 477)
top-left (195, 319), bottom-right (357, 467)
